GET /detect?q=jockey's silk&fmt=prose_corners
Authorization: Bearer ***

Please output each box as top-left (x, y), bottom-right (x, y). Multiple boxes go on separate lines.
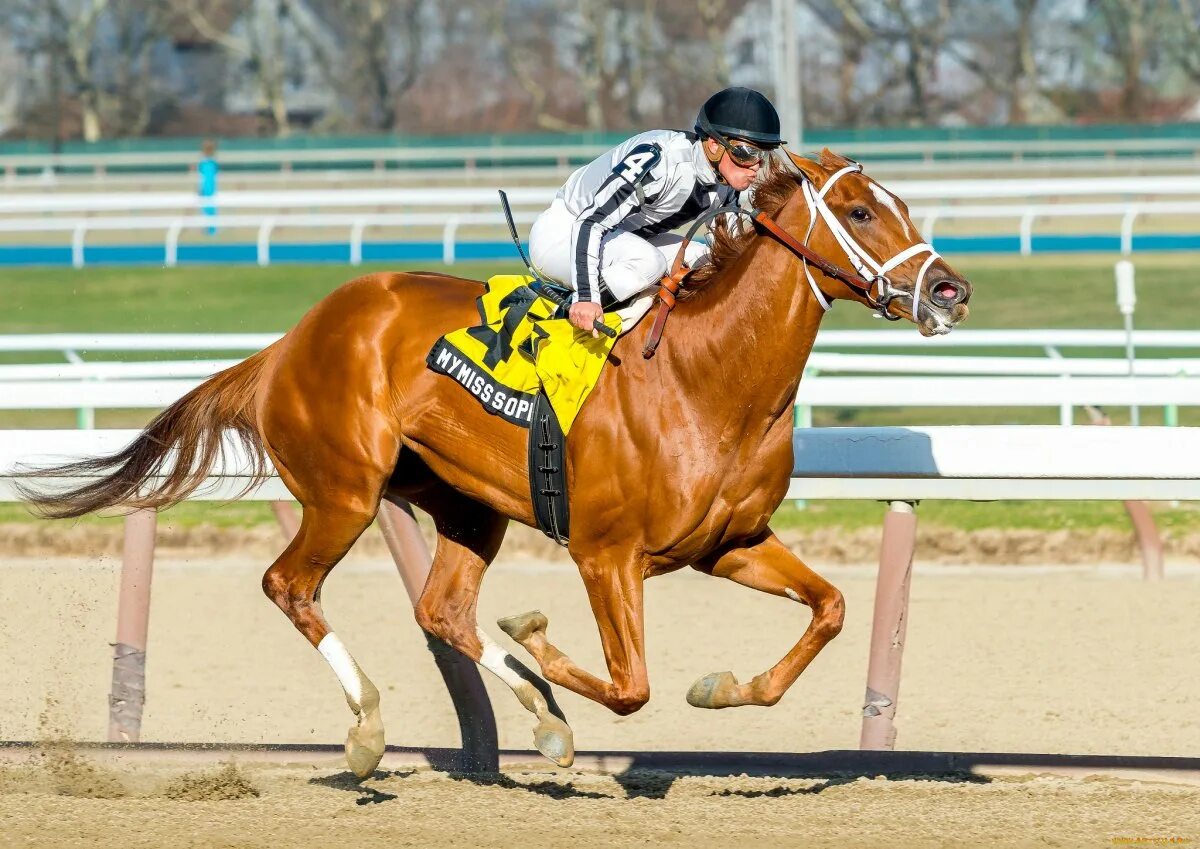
top-left (425, 275), bottom-right (619, 432)
top-left (548, 129), bottom-right (738, 304)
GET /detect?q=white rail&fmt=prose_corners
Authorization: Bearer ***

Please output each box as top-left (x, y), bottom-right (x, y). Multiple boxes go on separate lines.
top-left (2, 425), bottom-right (1197, 504)
top-left (795, 375), bottom-right (1199, 408)
top-left (4, 330), bottom-right (1198, 356)
top-left (805, 352), bottom-right (1200, 376)
top-left (2, 201), bottom-right (1196, 269)
top-left (5, 176), bottom-right (1200, 217)
top-left (0, 211), bottom-right (540, 269)
top-left (4, 352), bottom-right (1198, 383)
top-left (3, 136), bottom-right (1200, 174)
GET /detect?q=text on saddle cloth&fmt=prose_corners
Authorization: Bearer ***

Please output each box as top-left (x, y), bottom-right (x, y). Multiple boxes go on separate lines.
top-left (425, 274), bottom-right (621, 432)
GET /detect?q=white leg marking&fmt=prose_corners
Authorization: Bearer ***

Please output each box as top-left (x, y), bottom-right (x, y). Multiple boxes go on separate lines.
top-left (476, 627), bottom-right (528, 690)
top-left (784, 588), bottom-right (802, 603)
top-left (317, 633), bottom-right (369, 712)
top-left (869, 182), bottom-right (911, 239)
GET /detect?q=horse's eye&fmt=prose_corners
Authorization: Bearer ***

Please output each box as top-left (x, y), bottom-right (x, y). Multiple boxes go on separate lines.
top-left (849, 207), bottom-right (871, 223)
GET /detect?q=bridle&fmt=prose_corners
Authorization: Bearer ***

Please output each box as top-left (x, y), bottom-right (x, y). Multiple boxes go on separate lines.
top-left (641, 160), bottom-right (947, 358)
top-left (757, 162), bottom-right (942, 322)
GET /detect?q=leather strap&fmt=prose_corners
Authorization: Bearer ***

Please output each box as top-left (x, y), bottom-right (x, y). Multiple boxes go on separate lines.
top-left (642, 202), bottom-right (740, 359)
top-left (750, 209), bottom-right (875, 299)
top-left (640, 194), bottom-right (893, 360)
top-left (641, 260), bottom-right (689, 359)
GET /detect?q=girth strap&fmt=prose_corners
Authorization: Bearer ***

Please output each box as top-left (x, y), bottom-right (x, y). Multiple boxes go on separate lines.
top-left (528, 390), bottom-right (570, 545)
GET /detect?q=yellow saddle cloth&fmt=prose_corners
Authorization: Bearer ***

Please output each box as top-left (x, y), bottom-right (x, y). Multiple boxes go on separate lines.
top-left (425, 275), bottom-right (621, 433)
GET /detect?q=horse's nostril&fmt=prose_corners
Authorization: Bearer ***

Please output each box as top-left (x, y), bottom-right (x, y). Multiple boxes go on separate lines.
top-left (930, 280), bottom-right (967, 307)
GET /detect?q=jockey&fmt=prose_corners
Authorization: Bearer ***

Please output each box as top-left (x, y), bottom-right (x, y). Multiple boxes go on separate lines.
top-left (528, 86), bottom-right (784, 334)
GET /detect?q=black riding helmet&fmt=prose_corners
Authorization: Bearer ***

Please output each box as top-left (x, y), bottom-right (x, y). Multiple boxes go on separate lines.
top-left (694, 87), bottom-right (785, 148)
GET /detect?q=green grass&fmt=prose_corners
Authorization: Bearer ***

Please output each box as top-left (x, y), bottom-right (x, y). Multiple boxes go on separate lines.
top-left (771, 499), bottom-right (1200, 534)
top-left (5, 498), bottom-right (1198, 536)
top-left (3, 252), bottom-right (1199, 334)
top-left (2, 253), bottom-right (1198, 533)
top-left (0, 500), bottom-right (275, 529)
top-left (820, 252), bottom-right (1200, 333)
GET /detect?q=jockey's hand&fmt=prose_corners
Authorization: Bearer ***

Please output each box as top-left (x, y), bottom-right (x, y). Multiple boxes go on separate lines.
top-left (569, 301), bottom-right (604, 337)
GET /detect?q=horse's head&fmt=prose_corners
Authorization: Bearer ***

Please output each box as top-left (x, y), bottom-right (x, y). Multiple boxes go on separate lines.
top-left (779, 148), bottom-right (971, 336)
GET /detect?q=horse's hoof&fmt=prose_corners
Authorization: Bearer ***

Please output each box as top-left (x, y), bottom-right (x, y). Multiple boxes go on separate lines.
top-left (686, 671), bottom-right (741, 709)
top-left (498, 610), bottom-right (549, 644)
top-left (533, 713), bottom-right (574, 768)
top-left (344, 708), bottom-right (385, 778)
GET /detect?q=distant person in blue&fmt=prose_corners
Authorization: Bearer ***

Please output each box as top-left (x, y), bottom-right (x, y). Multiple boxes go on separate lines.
top-left (198, 139), bottom-right (219, 236)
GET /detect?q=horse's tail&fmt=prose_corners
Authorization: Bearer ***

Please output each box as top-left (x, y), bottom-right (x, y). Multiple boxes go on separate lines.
top-left (18, 346), bottom-right (277, 520)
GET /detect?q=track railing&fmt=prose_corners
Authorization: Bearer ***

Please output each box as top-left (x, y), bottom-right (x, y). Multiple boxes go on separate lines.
top-left (4, 137), bottom-right (1200, 176)
top-left (4, 200), bottom-right (1198, 268)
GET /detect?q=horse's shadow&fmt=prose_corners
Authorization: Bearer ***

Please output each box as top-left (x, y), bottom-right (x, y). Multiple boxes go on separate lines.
top-left (308, 768), bottom-right (615, 803)
top-left (309, 770), bottom-right (413, 805)
top-left (309, 763), bottom-right (987, 804)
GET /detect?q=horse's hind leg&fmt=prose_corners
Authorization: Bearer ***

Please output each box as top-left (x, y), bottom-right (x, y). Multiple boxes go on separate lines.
top-left (686, 531), bottom-right (845, 709)
top-left (262, 503), bottom-right (384, 777)
top-left (408, 487), bottom-right (574, 767)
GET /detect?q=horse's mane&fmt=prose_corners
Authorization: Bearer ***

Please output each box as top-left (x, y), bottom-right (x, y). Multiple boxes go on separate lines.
top-left (683, 158), bottom-right (803, 295)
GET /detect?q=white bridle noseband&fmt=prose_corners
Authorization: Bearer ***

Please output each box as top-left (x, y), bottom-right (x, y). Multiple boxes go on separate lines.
top-left (799, 163), bottom-right (942, 323)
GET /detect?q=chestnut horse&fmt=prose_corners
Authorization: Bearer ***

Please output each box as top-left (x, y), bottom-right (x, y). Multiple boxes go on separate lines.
top-left (22, 150), bottom-right (971, 777)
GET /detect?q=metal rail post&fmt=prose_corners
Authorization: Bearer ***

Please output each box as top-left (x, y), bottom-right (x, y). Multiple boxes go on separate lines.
top-left (860, 500), bottom-right (918, 751)
top-left (1124, 501), bottom-right (1165, 581)
top-left (377, 499), bottom-right (499, 772)
top-left (1084, 405), bottom-right (1165, 580)
top-left (109, 508), bottom-right (157, 742)
top-left (269, 501), bottom-right (301, 540)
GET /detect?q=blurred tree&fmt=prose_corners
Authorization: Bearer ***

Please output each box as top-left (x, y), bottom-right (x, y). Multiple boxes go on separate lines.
top-left (476, 0), bottom-right (577, 131)
top-left (941, 0), bottom-right (1047, 124)
top-left (879, 0), bottom-right (954, 125)
top-left (107, 0), bottom-right (173, 136)
top-left (1087, 0), bottom-right (1171, 120)
top-left (181, 0), bottom-right (294, 136)
top-left (9, 0), bottom-right (110, 142)
top-left (6, 0), bottom-right (172, 141)
top-left (1162, 0), bottom-right (1200, 87)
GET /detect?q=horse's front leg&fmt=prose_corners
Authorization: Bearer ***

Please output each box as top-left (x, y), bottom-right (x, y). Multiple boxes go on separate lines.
top-left (499, 552), bottom-right (650, 716)
top-left (686, 530), bottom-right (845, 709)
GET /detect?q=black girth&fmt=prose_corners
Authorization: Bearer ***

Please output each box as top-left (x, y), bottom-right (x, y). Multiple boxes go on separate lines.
top-left (528, 391), bottom-right (570, 545)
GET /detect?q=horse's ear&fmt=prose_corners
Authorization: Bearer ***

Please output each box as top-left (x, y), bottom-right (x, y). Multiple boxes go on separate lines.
top-left (818, 148), bottom-right (857, 170)
top-left (785, 149), bottom-right (826, 184)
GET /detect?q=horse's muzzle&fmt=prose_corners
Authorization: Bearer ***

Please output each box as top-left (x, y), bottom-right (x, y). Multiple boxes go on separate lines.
top-left (917, 276), bottom-right (971, 336)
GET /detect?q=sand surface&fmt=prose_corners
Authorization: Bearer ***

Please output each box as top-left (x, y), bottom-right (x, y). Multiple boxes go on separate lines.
top-left (1, 552), bottom-right (1198, 847)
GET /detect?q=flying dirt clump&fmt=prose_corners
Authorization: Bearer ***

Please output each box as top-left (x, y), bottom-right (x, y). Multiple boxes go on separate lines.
top-left (160, 762), bottom-right (261, 801)
top-left (38, 740), bottom-right (128, 799)
top-left (35, 702), bottom-right (127, 799)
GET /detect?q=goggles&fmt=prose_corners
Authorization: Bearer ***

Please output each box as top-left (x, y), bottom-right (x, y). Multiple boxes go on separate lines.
top-left (720, 137), bottom-right (770, 168)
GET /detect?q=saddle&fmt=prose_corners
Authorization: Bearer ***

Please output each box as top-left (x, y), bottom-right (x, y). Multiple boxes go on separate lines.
top-left (425, 275), bottom-right (621, 545)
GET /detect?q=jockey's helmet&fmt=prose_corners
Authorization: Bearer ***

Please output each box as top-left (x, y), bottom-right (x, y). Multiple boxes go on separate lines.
top-left (694, 87), bottom-right (785, 149)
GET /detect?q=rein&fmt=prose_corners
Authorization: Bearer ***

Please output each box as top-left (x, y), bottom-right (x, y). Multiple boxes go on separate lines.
top-left (749, 209), bottom-right (878, 305)
top-left (642, 164), bottom-right (927, 359)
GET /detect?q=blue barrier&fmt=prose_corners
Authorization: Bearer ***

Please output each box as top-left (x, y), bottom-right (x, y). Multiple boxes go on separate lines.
top-left (0, 234), bottom-right (1198, 268)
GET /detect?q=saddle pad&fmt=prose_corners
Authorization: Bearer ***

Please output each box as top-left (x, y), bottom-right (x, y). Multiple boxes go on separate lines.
top-left (426, 275), bottom-right (620, 431)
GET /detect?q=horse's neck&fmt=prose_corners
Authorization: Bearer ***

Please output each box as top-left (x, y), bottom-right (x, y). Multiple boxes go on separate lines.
top-left (661, 233), bottom-right (826, 426)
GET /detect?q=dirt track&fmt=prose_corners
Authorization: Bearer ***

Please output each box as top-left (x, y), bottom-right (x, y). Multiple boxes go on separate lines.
top-left (1, 552), bottom-right (1198, 847)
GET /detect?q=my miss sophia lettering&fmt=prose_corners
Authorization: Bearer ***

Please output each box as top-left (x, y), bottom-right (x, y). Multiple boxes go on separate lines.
top-left (430, 343), bottom-right (537, 425)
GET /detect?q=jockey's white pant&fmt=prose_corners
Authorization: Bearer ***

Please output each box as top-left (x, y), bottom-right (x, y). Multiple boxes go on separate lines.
top-left (528, 198), bottom-right (709, 305)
